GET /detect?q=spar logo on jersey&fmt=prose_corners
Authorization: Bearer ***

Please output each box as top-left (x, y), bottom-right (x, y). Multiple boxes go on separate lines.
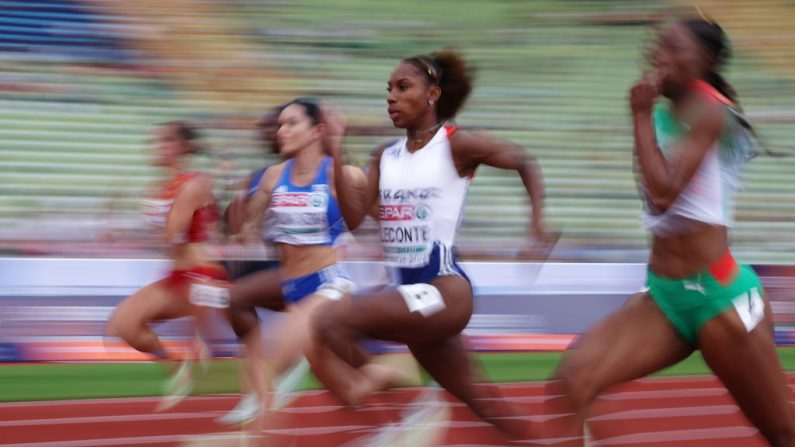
top-left (414, 204), bottom-right (431, 221)
top-left (271, 193), bottom-right (310, 207)
top-left (274, 185), bottom-right (288, 194)
top-left (310, 192), bottom-right (327, 208)
top-left (379, 204), bottom-right (414, 221)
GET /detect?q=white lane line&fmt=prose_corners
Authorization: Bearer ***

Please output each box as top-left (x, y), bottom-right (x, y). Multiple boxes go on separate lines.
top-left (0, 434), bottom-right (188, 447)
top-left (262, 425), bottom-right (373, 436)
top-left (599, 387), bottom-right (729, 400)
top-left (0, 411), bottom-right (219, 427)
top-left (596, 426), bottom-right (760, 445)
top-left (0, 395), bottom-right (240, 408)
top-left (588, 404), bottom-right (739, 421)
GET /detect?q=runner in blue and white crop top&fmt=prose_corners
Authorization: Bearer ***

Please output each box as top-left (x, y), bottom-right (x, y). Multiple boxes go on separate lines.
top-left (263, 156), bottom-right (351, 303)
top-left (263, 156), bottom-right (345, 246)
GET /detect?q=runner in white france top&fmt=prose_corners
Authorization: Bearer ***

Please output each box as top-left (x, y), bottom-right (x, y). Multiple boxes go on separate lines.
top-left (378, 125), bottom-right (469, 268)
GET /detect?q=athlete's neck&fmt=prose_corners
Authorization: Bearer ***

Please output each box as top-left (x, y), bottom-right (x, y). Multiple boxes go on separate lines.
top-left (669, 89), bottom-right (704, 123)
top-left (292, 142), bottom-right (325, 176)
top-left (668, 80), bottom-right (702, 114)
top-left (406, 118), bottom-right (442, 152)
top-left (166, 161), bottom-right (187, 179)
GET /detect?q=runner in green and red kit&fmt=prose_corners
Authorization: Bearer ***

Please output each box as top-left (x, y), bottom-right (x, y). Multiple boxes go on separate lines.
top-left (546, 16), bottom-right (795, 447)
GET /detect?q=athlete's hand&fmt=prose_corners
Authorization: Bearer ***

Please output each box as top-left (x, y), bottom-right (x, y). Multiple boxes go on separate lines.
top-left (531, 218), bottom-right (546, 243)
top-left (518, 222), bottom-right (560, 260)
top-left (320, 102), bottom-right (347, 159)
top-left (629, 73), bottom-right (659, 116)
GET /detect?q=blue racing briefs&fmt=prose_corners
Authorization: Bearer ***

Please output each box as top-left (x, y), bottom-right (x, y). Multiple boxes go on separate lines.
top-left (395, 242), bottom-right (469, 286)
top-left (281, 264), bottom-right (351, 304)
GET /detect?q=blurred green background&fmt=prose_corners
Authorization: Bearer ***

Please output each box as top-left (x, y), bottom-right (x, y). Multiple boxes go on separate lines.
top-left (0, 0), bottom-right (793, 262)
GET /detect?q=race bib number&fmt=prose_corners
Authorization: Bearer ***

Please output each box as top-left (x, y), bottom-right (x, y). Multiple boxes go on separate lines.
top-left (397, 283), bottom-right (446, 318)
top-left (189, 283), bottom-right (231, 309)
top-left (732, 288), bottom-right (765, 332)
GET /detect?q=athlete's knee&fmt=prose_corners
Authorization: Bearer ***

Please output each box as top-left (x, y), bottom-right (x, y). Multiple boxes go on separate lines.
top-left (311, 301), bottom-right (360, 354)
top-left (106, 311), bottom-right (137, 343)
top-left (105, 313), bottom-right (120, 338)
top-left (335, 382), bottom-right (366, 407)
top-left (114, 323), bottom-right (153, 352)
top-left (228, 306), bottom-right (258, 338)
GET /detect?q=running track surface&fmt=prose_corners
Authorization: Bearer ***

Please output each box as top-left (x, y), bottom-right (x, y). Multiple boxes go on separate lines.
top-left (1, 374), bottom-right (792, 447)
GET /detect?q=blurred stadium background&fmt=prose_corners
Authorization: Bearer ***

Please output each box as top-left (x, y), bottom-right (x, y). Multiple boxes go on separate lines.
top-left (0, 0), bottom-right (793, 262)
top-left (1, 2), bottom-right (795, 445)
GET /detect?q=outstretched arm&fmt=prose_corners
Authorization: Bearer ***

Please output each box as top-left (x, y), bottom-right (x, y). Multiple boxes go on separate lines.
top-left (451, 131), bottom-right (546, 239)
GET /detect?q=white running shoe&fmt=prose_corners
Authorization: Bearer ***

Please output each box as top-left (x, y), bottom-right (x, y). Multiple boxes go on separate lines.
top-left (346, 384), bottom-right (449, 447)
top-left (216, 391), bottom-right (262, 426)
top-left (216, 356), bottom-right (308, 425)
top-left (156, 359), bottom-right (194, 412)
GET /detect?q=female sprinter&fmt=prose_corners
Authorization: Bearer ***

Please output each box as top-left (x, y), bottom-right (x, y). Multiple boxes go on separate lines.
top-left (217, 106), bottom-right (286, 425)
top-left (548, 17), bottom-right (795, 446)
top-left (107, 121), bottom-right (227, 410)
top-left (223, 97), bottom-right (369, 423)
top-left (310, 50), bottom-right (547, 438)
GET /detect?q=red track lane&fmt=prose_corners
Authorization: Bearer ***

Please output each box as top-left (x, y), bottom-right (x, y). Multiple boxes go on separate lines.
top-left (1, 375), bottom-right (792, 447)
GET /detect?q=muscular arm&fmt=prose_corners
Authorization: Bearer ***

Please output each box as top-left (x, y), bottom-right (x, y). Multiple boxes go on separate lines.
top-left (320, 103), bottom-right (370, 231)
top-left (225, 173), bottom-right (255, 237)
top-left (165, 174), bottom-right (212, 243)
top-left (451, 131), bottom-right (546, 236)
top-left (330, 144), bottom-right (369, 230)
top-left (633, 100), bottom-right (723, 213)
top-left (239, 165), bottom-right (280, 241)
top-left (364, 143), bottom-right (391, 221)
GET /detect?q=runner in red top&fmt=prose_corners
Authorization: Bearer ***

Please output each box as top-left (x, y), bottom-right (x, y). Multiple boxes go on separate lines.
top-left (107, 121), bottom-right (227, 411)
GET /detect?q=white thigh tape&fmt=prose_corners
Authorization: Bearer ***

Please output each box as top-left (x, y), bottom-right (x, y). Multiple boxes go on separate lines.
top-left (732, 287), bottom-right (765, 333)
top-left (189, 283), bottom-right (231, 309)
top-left (397, 283), bottom-right (446, 318)
top-left (316, 277), bottom-right (354, 301)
